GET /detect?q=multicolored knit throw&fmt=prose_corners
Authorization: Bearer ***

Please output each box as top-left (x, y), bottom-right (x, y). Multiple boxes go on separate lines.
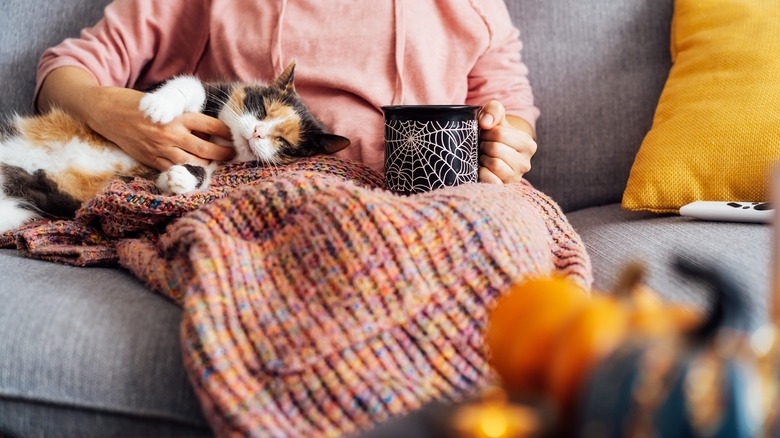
top-left (0, 158), bottom-right (382, 266)
top-left (1, 157), bottom-right (592, 436)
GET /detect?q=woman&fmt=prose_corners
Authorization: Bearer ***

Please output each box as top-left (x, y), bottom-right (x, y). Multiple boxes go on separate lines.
top-left (35, 0), bottom-right (539, 183)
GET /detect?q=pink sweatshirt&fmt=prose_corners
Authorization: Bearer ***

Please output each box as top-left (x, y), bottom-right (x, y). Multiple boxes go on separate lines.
top-left (37, 0), bottom-right (539, 172)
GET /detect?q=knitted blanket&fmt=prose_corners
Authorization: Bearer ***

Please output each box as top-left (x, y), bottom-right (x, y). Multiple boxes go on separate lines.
top-left (0, 158), bottom-right (383, 267)
top-left (1, 157), bottom-right (592, 437)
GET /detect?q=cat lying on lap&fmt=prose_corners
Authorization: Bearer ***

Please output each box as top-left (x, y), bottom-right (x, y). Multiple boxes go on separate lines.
top-left (0, 62), bottom-right (350, 233)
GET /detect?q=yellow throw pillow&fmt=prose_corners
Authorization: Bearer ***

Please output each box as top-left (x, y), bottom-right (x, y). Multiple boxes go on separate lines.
top-left (622, 0), bottom-right (780, 213)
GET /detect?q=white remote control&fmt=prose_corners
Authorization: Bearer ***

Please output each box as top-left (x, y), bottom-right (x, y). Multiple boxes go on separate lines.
top-left (679, 201), bottom-right (774, 223)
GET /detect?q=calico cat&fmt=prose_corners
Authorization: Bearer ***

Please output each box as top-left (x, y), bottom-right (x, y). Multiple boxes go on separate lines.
top-left (0, 62), bottom-right (350, 233)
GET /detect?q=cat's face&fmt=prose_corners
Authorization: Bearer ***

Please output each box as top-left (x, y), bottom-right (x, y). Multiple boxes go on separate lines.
top-left (217, 63), bottom-right (350, 163)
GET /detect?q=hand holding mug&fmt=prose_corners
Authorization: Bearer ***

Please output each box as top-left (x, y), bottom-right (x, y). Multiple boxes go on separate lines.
top-left (478, 100), bottom-right (537, 184)
top-left (382, 105), bottom-right (481, 194)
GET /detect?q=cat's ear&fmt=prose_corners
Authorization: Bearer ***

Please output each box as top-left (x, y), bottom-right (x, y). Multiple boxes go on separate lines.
top-left (315, 133), bottom-right (351, 154)
top-left (275, 61), bottom-right (296, 92)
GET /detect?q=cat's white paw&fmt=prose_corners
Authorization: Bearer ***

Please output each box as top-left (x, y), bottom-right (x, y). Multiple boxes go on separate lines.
top-left (157, 165), bottom-right (200, 195)
top-left (139, 76), bottom-right (206, 124)
top-left (139, 93), bottom-right (184, 124)
top-left (0, 198), bottom-right (40, 233)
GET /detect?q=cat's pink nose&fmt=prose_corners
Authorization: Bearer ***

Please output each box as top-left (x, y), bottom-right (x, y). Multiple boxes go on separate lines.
top-left (253, 126), bottom-right (268, 139)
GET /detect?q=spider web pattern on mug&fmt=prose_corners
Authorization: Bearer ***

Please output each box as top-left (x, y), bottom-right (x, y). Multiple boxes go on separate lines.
top-left (384, 119), bottom-right (479, 193)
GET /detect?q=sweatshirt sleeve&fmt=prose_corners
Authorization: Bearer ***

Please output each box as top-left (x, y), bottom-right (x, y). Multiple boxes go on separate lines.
top-left (466, 0), bottom-right (540, 131)
top-left (35, 0), bottom-right (211, 103)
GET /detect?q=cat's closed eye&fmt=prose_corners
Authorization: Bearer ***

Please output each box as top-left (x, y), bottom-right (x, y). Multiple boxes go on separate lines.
top-left (276, 137), bottom-right (293, 148)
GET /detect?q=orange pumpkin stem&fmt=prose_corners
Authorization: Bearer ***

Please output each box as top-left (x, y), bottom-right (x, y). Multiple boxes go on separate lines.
top-left (613, 262), bottom-right (647, 299)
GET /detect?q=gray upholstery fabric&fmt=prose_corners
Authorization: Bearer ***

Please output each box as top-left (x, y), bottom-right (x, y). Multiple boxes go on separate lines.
top-left (567, 204), bottom-right (772, 328)
top-left (0, 250), bottom-right (211, 438)
top-left (508, 0), bottom-right (674, 212)
top-left (1, 400), bottom-right (210, 438)
top-left (0, 0), bottom-right (113, 116)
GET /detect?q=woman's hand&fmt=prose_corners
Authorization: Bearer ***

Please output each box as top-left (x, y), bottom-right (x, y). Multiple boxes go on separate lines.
top-left (89, 86), bottom-right (234, 170)
top-left (38, 67), bottom-right (234, 171)
top-left (477, 100), bottom-right (537, 184)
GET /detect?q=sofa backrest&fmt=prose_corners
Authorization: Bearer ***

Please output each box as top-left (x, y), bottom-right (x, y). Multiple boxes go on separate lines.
top-left (0, 0), bottom-right (113, 116)
top-left (1, 0), bottom-right (673, 212)
top-left (508, 0), bottom-right (674, 211)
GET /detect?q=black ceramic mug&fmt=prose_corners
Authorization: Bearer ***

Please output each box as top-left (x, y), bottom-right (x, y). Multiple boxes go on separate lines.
top-left (381, 105), bottom-right (481, 194)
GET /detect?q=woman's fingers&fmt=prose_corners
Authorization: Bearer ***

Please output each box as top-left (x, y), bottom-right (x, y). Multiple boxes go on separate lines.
top-left (479, 141), bottom-right (532, 183)
top-left (479, 100), bottom-right (507, 130)
top-left (176, 132), bottom-right (235, 162)
top-left (181, 112), bottom-right (233, 140)
top-left (479, 166), bottom-right (504, 184)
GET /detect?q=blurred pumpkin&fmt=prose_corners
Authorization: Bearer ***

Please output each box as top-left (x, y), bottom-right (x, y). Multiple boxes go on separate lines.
top-left (627, 287), bottom-right (701, 336)
top-left (577, 257), bottom-right (765, 438)
top-left (546, 295), bottom-right (629, 414)
top-left (614, 264), bottom-right (701, 337)
top-left (485, 276), bottom-right (588, 395)
top-left (545, 264), bottom-right (704, 415)
top-left (486, 262), bottom-right (703, 418)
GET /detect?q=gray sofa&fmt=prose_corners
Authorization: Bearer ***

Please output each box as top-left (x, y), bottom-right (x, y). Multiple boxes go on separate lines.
top-left (0, 0), bottom-right (771, 436)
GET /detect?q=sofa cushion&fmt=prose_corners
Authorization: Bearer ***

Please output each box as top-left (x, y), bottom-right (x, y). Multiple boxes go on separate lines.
top-left (622, 0), bottom-right (780, 213)
top-left (508, 0), bottom-right (673, 212)
top-left (566, 204), bottom-right (771, 328)
top-left (0, 249), bottom-right (211, 438)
